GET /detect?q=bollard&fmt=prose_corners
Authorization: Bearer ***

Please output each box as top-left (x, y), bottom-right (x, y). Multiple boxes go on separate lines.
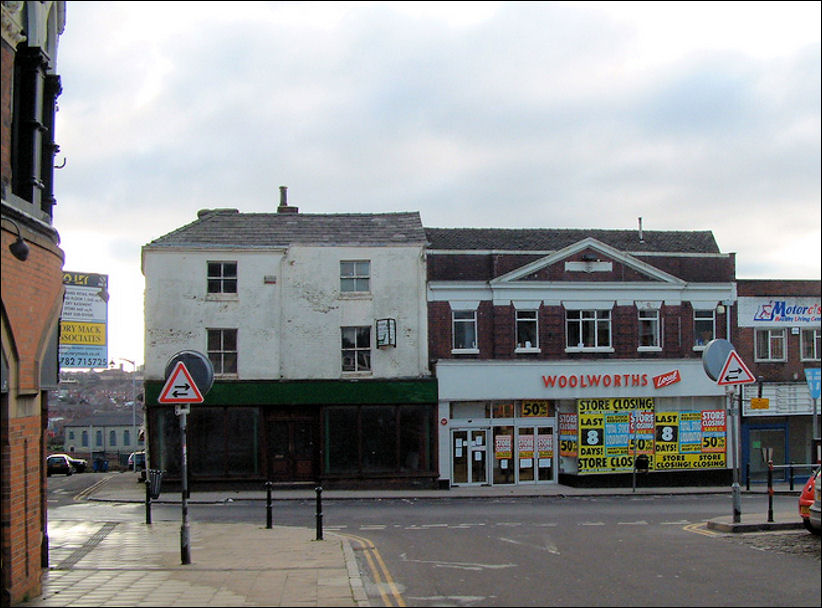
top-left (315, 486), bottom-right (323, 541)
top-left (789, 462), bottom-right (794, 491)
top-left (265, 481), bottom-right (273, 529)
top-left (745, 462), bottom-right (750, 491)
top-left (145, 479), bottom-right (152, 525)
top-left (767, 458), bottom-right (774, 523)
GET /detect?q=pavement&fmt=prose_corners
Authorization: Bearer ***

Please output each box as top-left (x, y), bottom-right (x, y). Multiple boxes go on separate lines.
top-left (20, 472), bottom-right (807, 607)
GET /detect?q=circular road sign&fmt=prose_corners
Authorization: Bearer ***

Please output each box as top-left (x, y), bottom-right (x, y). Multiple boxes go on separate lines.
top-left (164, 350), bottom-right (214, 397)
top-left (702, 338), bottom-right (735, 381)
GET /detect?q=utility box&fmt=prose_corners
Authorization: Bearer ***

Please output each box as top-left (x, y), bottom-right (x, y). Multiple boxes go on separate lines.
top-left (148, 469), bottom-right (164, 499)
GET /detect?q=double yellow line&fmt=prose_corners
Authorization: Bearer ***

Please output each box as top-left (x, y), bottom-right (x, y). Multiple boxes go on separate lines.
top-left (344, 533), bottom-right (406, 607)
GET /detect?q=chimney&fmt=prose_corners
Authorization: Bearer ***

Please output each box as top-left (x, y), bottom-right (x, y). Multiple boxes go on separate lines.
top-left (277, 185), bottom-right (299, 214)
top-left (638, 217), bottom-right (644, 243)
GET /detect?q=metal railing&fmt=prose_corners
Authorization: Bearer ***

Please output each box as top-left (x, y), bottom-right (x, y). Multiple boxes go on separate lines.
top-left (745, 462), bottom-right (818, 491)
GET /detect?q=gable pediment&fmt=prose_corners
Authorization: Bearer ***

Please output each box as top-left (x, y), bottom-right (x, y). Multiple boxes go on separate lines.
top-left (489, 237), bottom-right (685, 286)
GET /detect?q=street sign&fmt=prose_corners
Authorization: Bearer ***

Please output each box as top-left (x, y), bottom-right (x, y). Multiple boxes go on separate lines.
top-left (702, 339), bottom-right (735, 382)
top-left (805, 368), bottom-right (821, 400)
top-left (164, 350), bottom-right (214, 397)
top-left (750, 397), bottom-right (770, 410)
top-left (716, 350), bottom-right (756, 386)
top-left (158, 361), bottom-right (205, 404)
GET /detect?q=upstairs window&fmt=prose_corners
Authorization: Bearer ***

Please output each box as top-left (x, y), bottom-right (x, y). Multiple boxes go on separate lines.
top-left (340, 261), bottom-right (370, 293)
top-left (566, 309), bottom-right (611, 350)
top-left (452, 310), bottom-right (478, 352)
top-left (755, 328), bottom-right (786, 362)
top-left (207, 261), bottom-right (237, 294)
top-left (516, 310), bottom-right (539, 351)
top-left (801, 328), bottom-right (820, 361)
top-left (638, 309), bottom-right (661, 349)
top-left (208, 328), bottom-right (238, 374)
top-left (693, 309), bottom-right (715, 349)
top-left (342, 326), bottom-right (371, 372)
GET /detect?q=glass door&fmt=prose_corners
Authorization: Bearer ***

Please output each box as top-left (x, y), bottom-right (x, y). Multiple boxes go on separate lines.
top-left (451, 429), bottom-right (489, 485)
top-left (516, 425), bottom-right (555, 484)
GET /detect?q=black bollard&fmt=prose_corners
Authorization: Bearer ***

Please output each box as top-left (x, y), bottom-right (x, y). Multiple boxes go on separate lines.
top-left (767, 458), bottom-right (774, 523)
top-left (315, 486), bottom-right (323, 541)
top-left (265, 481), bottom-right (273, 529)
top-left (145, 478), bottom-right (152, 525)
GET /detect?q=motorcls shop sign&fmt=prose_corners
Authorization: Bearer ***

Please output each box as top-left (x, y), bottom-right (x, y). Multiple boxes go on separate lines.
top-left (541, 369), bottom-right (682, 390)
top-left (738, 297), bottom-right (821, 327)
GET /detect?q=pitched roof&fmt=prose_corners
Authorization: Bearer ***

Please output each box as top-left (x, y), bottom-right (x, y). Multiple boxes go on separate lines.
top-left (65, 413), bottom-right (144, 427)
top-left (145, 210), bottom-right (426, 249)
top-left (424, 227), bottom-right (721, 254)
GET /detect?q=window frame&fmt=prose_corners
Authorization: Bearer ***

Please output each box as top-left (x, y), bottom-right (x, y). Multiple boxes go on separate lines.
top-left (340, 260), bottom-right (371, 293)
top-left (754, 328), bottom-right (787, 362)
top-left (693, 309), bottom-right (715, 350)
top-left (638, 308), bottom-right (661, 351)
top-left (452, 310), bottom-right (479, 353)
top-left (565, 309), bottom-right (612, 352)
top-left (800, 328), bottom-right (821, 361)
top-left (341, 326), bottom-right (372, 373)
top-left (207, 328), bottom-right (239, 375)
top-left (207, 261), bottom-right (238, 295)
top-left (515, 309), bottom-right (539, 352)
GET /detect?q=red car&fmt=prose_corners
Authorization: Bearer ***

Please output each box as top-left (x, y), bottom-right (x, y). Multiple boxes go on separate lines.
top-left (799, 468), bottom-right (819, 532)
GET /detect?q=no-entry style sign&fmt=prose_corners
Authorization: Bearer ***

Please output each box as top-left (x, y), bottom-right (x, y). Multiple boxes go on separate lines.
top-left (158, 361), bottom-right (205, 404)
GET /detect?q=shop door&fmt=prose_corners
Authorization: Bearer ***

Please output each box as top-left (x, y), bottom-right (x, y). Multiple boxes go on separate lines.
top-left (516, 426), bottom-right (555, 483)
top-left (266, 418), bottom-right (317, 482)
top-left (744, 425), bottom-right (788, 484)
top-left (451, 429), bottom-right (489, 485)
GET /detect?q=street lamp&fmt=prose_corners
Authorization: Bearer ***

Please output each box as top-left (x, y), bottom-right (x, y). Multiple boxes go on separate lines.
top-left (112, 358), bottom-right (138, 467)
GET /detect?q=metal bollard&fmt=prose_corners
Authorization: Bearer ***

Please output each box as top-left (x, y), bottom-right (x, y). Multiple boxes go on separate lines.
top-left (315, 486), bottom-right (323, 541)
top-left (789, 462), bottom-right (794, 491)
top-left (745, 462), bottom-right (750, 491)
top-left (145, 478), bottom-right (152, 525)
top-left (767, 459), bottom-right (774, 523)
top-left (265, 481), bottom-right (273, 529)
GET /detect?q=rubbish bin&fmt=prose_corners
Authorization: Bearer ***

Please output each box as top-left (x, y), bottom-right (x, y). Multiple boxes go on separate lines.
top-left (148, 469), bottom-right (164, 500)
top-left (634, 454), bottom-right (650, 473)
top-left (101, 460), bottom-right (109, 472)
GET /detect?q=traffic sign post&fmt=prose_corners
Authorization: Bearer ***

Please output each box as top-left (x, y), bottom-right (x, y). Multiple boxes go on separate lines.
top-left (159, 352), bottom-right (214, 566)
top-left (806, 368), bottom-right (821, 464)
top-left (702, 340), bottom-right (756, 524)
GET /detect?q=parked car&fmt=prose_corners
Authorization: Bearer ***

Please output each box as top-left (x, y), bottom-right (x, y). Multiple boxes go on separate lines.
top-left (46, 454), bottom-right (74, 476)
top-left (50, 453), bottom-right (87, 473)
top-left (808, 468), bottom-right (821, 536)
top-left (798, 468), bottom-right (819, 532)
top-left (128, 450), bottom-right (147, 481)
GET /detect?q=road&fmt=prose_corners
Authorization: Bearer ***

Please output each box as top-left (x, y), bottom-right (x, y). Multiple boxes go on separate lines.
top-left (48, 474), bottom-right (821, 607)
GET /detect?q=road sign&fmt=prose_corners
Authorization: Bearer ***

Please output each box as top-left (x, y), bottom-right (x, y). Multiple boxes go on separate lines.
top-left (750, 397), bottom-right (770, 410)
top-left (702, 339), bottom-right (735, 382)
top-left (164, 350), bottom-right (214, 397)
top-left (805, 368), bottom-right (821, 400)
top-left (716, 350), bottom-right (756, 386)
top-left (158, 361), bottom-right (205, 404)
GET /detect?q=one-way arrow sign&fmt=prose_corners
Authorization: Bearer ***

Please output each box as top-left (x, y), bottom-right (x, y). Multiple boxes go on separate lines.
top-left (158, 361), bottom-right (205, 404)
top-left (716, 350), bottom-right (756, 386)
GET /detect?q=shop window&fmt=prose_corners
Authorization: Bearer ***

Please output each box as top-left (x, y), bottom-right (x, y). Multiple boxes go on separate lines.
top-left (362, 406), bottom-right (397, 472)
top-left (755, 328), bottom-right (786, 362)
top-left (516, 310), bottom-right (539, 351)
top-left (566, 309), bottom-right (611, 351)
top-left (341, 326), bottom-right (371, 372)
top-left (453, 310), bottom-right (478, 352)
top-left (208, 328), bottom-right (238, 375)
top-left (801, 328), bottom-right (820, 361)
top-left (638, 309), bottom-right (660, 350)
top-left (188, 407), bottom-right (260, 477)
top-left (693, 309), bottom-right (715, 348)
top-left (340, 260), bottom-right (370, 293)
top-left (207, 261), bottom-right (237, 294)
top-left (325, 407), bottom-right (359, 473)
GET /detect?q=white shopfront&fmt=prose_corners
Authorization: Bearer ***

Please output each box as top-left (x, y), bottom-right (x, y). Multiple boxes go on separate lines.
top-left (436, 359), bottom-right (729, 486)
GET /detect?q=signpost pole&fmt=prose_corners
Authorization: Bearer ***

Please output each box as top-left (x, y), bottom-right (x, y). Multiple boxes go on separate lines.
top-left (180, 407), bottom-right (190, 565)
top-left (728, 386), bottom-right (741, 523)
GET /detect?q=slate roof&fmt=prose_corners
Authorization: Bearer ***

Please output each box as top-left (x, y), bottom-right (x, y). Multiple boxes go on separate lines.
top-left (424, 227), bottom-right (721, 254)
top-left (145, 210), bottom-right (426, 248)
top-left (65, 413), bottom-right (144, 427)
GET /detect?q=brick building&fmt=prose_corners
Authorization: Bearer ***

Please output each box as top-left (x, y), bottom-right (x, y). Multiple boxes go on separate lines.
top-left (426, 225), bottom-right (737, 487)
top-left (1, 2), bottom-right (66, 603)
top-left (733, 279), bottom-right (821, 483)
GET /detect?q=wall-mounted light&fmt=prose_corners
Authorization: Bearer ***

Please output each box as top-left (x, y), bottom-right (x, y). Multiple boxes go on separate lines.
top-left (2, 217), bottom-right (30, 261)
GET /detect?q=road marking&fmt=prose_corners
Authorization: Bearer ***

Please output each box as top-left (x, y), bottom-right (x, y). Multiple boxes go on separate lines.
top-left (684, 522), bottom-right (719, 536)
top-left (345, 533), bottom-right (406, 607)
top-left (498, 536), bottom-right (560, 554)
top-left (617, 520), bottom-right (648, 525)
top-left (399, 554), bottom-right (517, 571)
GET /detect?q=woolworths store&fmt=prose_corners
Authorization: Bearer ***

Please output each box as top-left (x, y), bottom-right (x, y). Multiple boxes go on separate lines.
top-left (435, 359), bottom-right (733, 488)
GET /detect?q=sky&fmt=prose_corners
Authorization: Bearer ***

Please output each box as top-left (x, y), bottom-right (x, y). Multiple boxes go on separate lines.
top-left (52, 1), bottom-right (821, 368)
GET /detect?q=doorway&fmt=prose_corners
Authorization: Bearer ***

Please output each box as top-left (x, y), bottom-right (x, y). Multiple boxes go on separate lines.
top-left (452, 429), bottom-right (489, 485)
top-left (266, 416), bottom-right (317, 482)
top-left (743, 424), bottom-right (788, 484)
top-left (516, 425), bottom-right (555, 484)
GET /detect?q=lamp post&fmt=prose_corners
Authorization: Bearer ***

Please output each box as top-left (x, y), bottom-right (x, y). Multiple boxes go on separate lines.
top-left (112, 358), bottom-right (138, 465)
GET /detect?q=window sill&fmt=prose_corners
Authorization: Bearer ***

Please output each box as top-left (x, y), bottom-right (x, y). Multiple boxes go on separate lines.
top-left (637, 346), bottom-right (662, 352)
top-left (341, 370), bottom-right (373, 378)
top-left (754, 359), bottom-right (787, 364)
top-left (451, 348), bottom-right (480, 355)
top-left (564, 347), bottom-right (615, 354)
top-left (206, 293), bottom-right (239, 302)
top-left (515, 347), bottom-right (541, 354)
top-left (338, 292), bottom-right (372, 300)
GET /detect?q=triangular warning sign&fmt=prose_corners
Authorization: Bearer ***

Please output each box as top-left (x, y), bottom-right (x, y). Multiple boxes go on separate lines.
top-left (158, 361), bottom-right (205, 403)
top-left (716, 350), bottom-right (756, 386)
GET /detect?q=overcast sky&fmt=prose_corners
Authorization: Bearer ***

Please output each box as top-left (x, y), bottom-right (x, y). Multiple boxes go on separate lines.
top-left (52, 1), bottom-right (821, 367)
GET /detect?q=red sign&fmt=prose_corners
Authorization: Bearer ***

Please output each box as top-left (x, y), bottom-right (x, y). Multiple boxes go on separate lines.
top-left (653, 369), bottom-right (681, 389)
top-left (716, 351), bottom-right (756, 386)
top-left (158, 361), bottom-right (205, 404)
